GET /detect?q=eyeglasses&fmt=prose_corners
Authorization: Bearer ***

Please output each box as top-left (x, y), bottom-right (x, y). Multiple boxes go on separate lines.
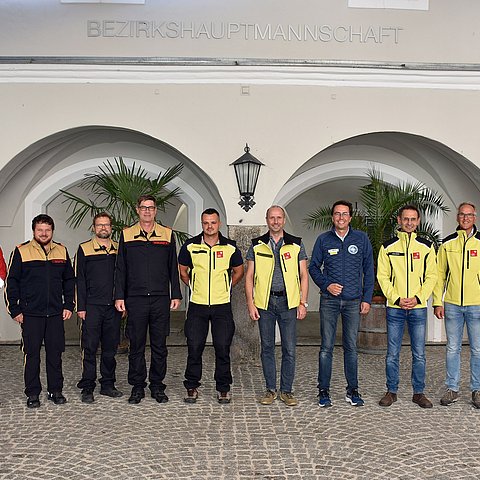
top-left (458, 213), bottom-right (476, 218)
top-left (138, 205), bottom-right (156, 212)
top-left (94, 223), bottom-right (111, 228)
top-left (333, 212), bottom-right (350, 218)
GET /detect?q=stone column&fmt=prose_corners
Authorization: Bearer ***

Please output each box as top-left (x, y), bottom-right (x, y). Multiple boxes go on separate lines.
top-left (228, 224), bottom-right (265, 363)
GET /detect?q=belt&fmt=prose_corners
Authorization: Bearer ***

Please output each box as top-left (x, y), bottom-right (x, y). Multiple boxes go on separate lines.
top-left (270, 290), bottom-right (286, 297)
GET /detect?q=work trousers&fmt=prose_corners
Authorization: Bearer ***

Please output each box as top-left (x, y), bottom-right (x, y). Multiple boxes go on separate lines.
top-left (21, 314), bottom-right (65, 397)
top-left (77, 304), bottom-right (121, 391)
top-left (125, 295), bottom-right (170, 391)
top-left (183, 302), bottom-right (235, 392)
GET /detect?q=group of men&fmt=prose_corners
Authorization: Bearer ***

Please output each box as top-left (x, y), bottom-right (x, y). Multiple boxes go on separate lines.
top-left (2, 196), bottom-right (480, 410)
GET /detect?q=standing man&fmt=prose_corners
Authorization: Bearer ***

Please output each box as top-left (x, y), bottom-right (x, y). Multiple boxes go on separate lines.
top-left (245, 206), bottom-right (309, 407)
top-left (309, 200), bottom-right (374, 408)
top-left (115, 195), bottom-right (182, 405)
top-left (377, 205), bottom-right (437, 408)
top-left (433, 202), bottom-right (480, 409)
top-left (178, 208), bottom-right (244, 404)
top-left (4, 214), bottom-right (75, 408)
top-left (75, 212), bottom-right (122, 403)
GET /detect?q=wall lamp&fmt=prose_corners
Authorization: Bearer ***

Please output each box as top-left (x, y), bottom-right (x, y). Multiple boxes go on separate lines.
top-left (230, 143), bottom-right (264, 212)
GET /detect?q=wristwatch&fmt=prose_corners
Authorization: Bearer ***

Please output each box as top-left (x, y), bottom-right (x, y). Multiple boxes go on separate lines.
top-left (300, 302), bottom-right (308, 308)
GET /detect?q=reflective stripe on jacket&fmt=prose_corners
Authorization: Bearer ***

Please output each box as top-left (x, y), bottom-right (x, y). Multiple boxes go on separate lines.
top-left (377, 231), bottom-right (437, 308)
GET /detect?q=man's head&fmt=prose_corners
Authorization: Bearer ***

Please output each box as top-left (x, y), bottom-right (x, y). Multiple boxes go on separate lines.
top-left (457, 202), bottom-right (476, 233)
top-left (331, 200), bottom-right (353, 234)
top-left (92, 212), bottom-right (113, 240)
top-left (201, 208), bottom-right (221, 238)
top-left (136, 195), bottom-right (157, 223)
top-left (32, 214), bottom-right (54, 246)
top-left (397, 205), bottom-right (421, 234)
top-left (266, 205), bottom-right (286, 236)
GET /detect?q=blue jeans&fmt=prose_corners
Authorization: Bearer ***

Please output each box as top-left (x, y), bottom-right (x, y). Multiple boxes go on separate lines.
top-left (444, 303), bottom-right (480, 392)
top-left (258, 295), bottom-right (297, 393)
top-left (318, 295), bottom-right (361, 393)
top-left (385, 307), bottom-right (426, 394)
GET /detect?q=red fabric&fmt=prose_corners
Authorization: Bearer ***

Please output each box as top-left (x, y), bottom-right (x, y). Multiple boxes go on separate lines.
top-left (0, 247), bottom-right (6, 281)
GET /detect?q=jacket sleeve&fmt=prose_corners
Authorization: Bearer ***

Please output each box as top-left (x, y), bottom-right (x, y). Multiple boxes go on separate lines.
top-left (0, 247), bottom-right (6, 282)
top-left (114, 232), bottom-right (127, 300)
top-left (361, 234), bottom-right (375, 304)
top-left (376, 244), bottom-right (399, 305)
top-left (168, 234), bottom-right (182, 300)
top-left (432, 244), bottom-right (447, 306)
top-left (4, 247), bottom-right (23, 319)
top-left (308, 235), bottom-right (330, 292)
top-left (74, 246), bottom-right (87, 311)
top-left (62, 249), bottom-right (75, 312)
top-left (416, 245), bottom-right (438, 305)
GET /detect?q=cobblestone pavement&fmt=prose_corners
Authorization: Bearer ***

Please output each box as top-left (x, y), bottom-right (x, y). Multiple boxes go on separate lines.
top-left (1, 344), bottom-right (479, 479)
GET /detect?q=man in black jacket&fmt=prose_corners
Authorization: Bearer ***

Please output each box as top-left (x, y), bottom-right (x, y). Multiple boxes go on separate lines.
top-left (115, 195), bottom-right (182, 405)
top-left (5, 214), bottom-right (75, 408)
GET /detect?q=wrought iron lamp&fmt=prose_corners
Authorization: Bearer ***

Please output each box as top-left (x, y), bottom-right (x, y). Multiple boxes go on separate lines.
top-left (230, 144), bottom-right (264, 212)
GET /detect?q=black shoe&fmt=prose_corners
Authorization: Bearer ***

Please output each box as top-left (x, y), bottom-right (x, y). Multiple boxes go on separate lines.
top-left (26, 395), bottom-right (40, 409)
top-left (100, 387), bottom-right (123, 398)
top-left (128, 388), bottom-right (145, 404)
top-left (151, 389), bottom-right (169, 404)
top-left (47, 391), bottom-right (67, 405)
top-left (81, 389), bottom-right (94, 404)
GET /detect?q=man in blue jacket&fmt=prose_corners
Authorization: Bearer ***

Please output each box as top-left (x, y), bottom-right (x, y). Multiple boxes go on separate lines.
top-left (309, 200), bottom-right (374, 407)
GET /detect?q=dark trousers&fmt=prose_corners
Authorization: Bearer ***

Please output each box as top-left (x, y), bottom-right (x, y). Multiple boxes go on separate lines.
top-left (183, 302), bottom-right (235, 392)
top-left (77, 304), bottom-right (121, 391)
top-left (21, 314), bottom-right (65, 397)
top-left (125, 295), bottom-right (170, 391)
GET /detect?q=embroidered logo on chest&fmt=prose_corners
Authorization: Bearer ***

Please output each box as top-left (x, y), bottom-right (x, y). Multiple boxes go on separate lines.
top-left (413, 252), bottom-right (420, 260)
top-left (283, 252), bottom-right (291, 260)
top-left (216, 251), bottom-right (224, 258)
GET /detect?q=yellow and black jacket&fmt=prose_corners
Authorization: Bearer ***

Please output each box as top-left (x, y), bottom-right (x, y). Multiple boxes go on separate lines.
top-left (377, 231), bottom-right (437, 308)
top-left (114, 222), bottom-right (182, 299)
top-left (75, 238), bottom-right (118, 311)
top-left (178, 232), bottom-right (243, 306)
top-left (5, 239), bottom-right (75, 318)
top-left (433, 225), bottom-right (480, 307)
top-left (251, 231), bottom-right (303, 310)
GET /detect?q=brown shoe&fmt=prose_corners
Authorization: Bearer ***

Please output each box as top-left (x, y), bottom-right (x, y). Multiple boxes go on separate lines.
top-left (379, 392), bottom-right (397, 407)
top-left (412, 393), bottom-right (433, 409)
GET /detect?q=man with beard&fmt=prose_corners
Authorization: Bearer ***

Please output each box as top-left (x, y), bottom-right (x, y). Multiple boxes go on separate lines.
top-left (5, 214), bottom-right (75, 408)
top-left (75, 212), bottom-right (122, 403)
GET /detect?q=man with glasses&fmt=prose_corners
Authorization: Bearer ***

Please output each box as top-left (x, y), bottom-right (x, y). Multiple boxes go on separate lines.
top-left (433, 202), bottom-right (480, 409)
top-left (75, 212), bottom-right (122, 403)
top-left (309, 200), bottom-right (374, 407)
top-left (115, 195), bottom-right (182, 405)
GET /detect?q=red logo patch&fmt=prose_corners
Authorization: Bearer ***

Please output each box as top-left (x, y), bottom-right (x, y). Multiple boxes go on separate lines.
top-left (283, 252), bottom-right (291, 260)
top-left (413, 252), bottom-right (420, 260)
top-left (471, 250), bottom-right (478, 257)
top-left (152, 241), bottom-right (169, 245)
top-left (51, 259), bottom-right (66, 264)
top-left (216, 251), bottom-right (223, 258)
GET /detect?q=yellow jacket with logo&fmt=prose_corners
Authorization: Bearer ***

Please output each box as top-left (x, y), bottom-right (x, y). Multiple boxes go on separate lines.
top-left (251, 232), bottom-right (302, 310)
top-left (377, 231), bottom-right (437, 308)
top-left (178, 232), bottom-right (243, 305)
top-left (433, 226), bottom-right (480, 307)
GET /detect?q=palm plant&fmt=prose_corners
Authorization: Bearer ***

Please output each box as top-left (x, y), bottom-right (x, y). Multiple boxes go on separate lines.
top-left (60, 156), bottom-right (188, 243)
top-left (304, 168), bottom-right (449, 263)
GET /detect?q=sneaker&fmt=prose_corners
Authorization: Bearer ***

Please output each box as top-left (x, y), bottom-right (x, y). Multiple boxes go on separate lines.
top-left (440, 389), bottom-right (459, 406)
top-left (217, 391), bottom-right (232, 404)
top-left (100, 387), bottom-right (123, 398)
top-left (47, 392), bottom-right (67, 405)
top-left (151, 389), bottom-right (169, 404)
top-left (345, 389), bottom-right (365, 407)
top-left (184, 388), bottom-right (199, 404)
top-left (259, 389), bottom-right (277, 405)
top-left (280, 391), bottom-right (298, 407)
top-left (472, 390), bottom-right (480, 409)
top-left (318, 389), bottom-right (332, 408)
top-left (412, 393), bottom-right (433, 409)
top-left (81, 389), bottom-right (94, 404)
top-left (26, 395), bottom-right (40, 409)
top-left (379, 391), bottom-right (397, 407)
top-left (128, 388), bottom-right (145, 405)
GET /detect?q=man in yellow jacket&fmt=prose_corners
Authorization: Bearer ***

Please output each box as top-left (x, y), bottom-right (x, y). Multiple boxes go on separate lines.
top-left (377, 205), bottom-right (437, 408)
top-left (433, 202), bottom-right (480, 409)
